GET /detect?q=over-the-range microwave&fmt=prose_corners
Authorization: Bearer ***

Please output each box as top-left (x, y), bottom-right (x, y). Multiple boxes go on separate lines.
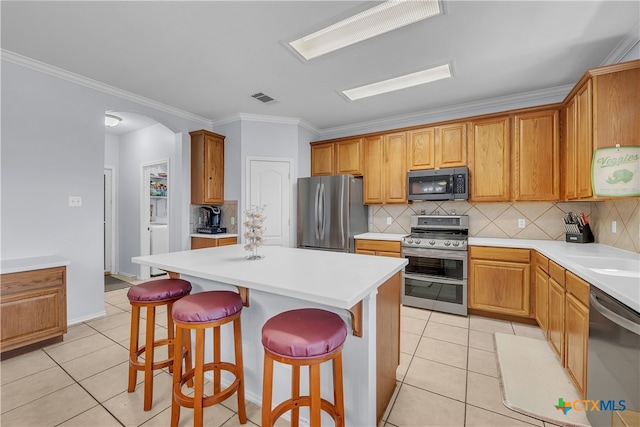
top-left (407, 167), bottom-right (469, 201)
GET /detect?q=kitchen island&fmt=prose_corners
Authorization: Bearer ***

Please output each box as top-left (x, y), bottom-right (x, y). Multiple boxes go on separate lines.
top-left (132, 244), bottom-right (407, 426)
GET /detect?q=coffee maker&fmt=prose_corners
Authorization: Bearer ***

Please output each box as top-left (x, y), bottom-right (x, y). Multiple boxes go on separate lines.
top-left (197, 206), bottom-right (227, 234)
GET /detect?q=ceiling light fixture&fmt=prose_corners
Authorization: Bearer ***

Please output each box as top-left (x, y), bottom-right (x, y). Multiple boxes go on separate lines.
top-left (342, 63), bottom-right (452, 101)
top-left (104, 114), bottom-right (122, 127)
top-left (289, 0), bottom-right (442, 60)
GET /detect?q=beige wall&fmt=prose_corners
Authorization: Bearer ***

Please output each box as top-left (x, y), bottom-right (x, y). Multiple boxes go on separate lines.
top-left (369, 198), bottom-right (639, 253)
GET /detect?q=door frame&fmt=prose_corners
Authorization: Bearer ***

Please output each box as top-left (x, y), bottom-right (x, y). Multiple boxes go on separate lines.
top-left (139, 159), bottom-right (170, 280)
top-left (104, 166), bottom-right (116, 275)
top-left (245, 156), bottom-right (294, 247)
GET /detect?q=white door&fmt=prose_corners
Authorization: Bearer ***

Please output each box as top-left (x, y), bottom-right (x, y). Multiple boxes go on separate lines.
top-left (103, 168), bottom-right (114, 274)
top-left (247, 158), bottom-right (293, 247)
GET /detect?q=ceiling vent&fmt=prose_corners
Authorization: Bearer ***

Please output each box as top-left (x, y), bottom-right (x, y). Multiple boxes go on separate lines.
top-left (251, 92), bottom-right (276, 104)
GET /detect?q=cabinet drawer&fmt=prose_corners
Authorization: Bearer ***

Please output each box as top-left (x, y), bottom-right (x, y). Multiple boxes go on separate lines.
top-left (1, 267), bottom-right (65, 296)
top-left (355, 240), bottom-right (401, 254)
top-left (534, 252), bottom-right (549, 273)
top-left (549, 261), bottom-right (565, 287)
top-left (566, 271), bottom-right (590, 306)
top-left (217, 237), bottom-right (238, 247)
top-left (469, 246), bottom-right (530, 263)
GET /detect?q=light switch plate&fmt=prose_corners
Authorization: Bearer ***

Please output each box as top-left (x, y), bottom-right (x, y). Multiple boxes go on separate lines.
top-left (386, 217), bottom-right (392, 225)
top-left (68, 196), bottom-right (82, 207)
top-left (612, 220), bottom-right (617, 233)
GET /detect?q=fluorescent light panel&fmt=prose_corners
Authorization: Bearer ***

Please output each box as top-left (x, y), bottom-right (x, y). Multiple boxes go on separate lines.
top-left (290, 0), bottom-right (441, 60)
top-left (343, 63), bottom-right (452, 101)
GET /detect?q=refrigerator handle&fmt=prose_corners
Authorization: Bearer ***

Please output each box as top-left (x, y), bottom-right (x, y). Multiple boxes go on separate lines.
top-left (319, 183), bottom-right (326, 239)
top-left (314, 182), bottom-right (321, 240)
top-left (340, 178), bottom-right (345, 246)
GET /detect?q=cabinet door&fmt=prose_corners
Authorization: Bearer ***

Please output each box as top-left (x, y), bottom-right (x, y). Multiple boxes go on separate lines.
top-left (513, 110), bottom-right (559, 200)
top-left (535, 265), bottom-right (549, 332)
top-left (436, 122), bottom-right (467, 168)
top-left (469, 259), bottom-right (530, 317)
top-left (204, 134), bottom-right (225, 204)
top-left (384, 132), bottom-right (407, 204)
top-left (469, 117), bottom-right (511, 201)
top-left (565, 293), bottom-right (588, 397)
top-left (576, 80), bottom-right (593, 198)
top-left (311, 143), bottom-right (335, 176)
top-left (563, 98), bottom-right (578, 199)
top-left (191, 237), bottom-right (218, 249)
top-left (547, 278), bottom-right (565, 363)
top-left (355, 249), bottom-right (377, 256)
top-left (407, 127), bottom-right (435, 170)
top-left (363, 136), bottom-right (385, 204)
top-left (335, 138), bottom-right (363, 176)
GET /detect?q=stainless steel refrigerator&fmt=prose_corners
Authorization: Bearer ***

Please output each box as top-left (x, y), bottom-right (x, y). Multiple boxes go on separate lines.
top-left (297, 175), bottom-right (368, 252)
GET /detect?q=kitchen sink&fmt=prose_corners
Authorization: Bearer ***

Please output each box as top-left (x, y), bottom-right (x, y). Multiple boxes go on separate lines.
top-left (566, 255), bottom-right (640, 278)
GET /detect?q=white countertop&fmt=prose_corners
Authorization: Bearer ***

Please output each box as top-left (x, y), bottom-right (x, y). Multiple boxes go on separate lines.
top-left (354, 232), bottom-right (407, 241)
top-left (190, 233), bottom-right (238, 239)
top-left (1, 255), bottom-right (70, 275)
top-left (470, 238), bottom-right (640, 312)
top-left (132, 245), bottom-right (407, 309)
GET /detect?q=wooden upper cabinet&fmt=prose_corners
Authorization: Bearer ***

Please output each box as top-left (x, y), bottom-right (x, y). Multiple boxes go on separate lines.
top-left (513, 109), bottom-right (559, 201)
top-left (592, 65), bottom-right (640, 149)
top-left (407, 122), bottom-right (466, 171)
top-left (311, 142), bottom-right (335, 176)
top-left (363, 136), bottom-right (385, 204)
top-left (437, 122), bottom-right (467, 168)
top-left (407, 127), bottom-right (435, 170)
top-left (468, 117), bottom-right (511, 202)
top-left (575, 80), bottom-right (593, 199)
top-left (190, 130), bottom-right (225, 205)
top-left (384, 132), bottom-right (407, 204)
top-left (335, 138), bottom-right (364, 176)
top-left (562, 97), bottom-right (578, 200)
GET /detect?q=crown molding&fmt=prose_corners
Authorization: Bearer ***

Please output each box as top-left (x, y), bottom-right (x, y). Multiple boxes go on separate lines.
top-left (601, 23), bottom-right (640, 66)
top-left (212, 112), bottom-right (320, 135)
top-left (1, 49), bottom-right (213, 127)
top-left (318, 83), bottom-right (574, 137)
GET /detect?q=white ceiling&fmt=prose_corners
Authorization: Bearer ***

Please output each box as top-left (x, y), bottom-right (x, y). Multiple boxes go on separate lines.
top-left (2, 1), bottom-right (638, 134)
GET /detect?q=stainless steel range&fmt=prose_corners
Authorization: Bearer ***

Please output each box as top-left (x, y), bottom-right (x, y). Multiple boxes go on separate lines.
top-left (402, 215), bottom-right (469, 316)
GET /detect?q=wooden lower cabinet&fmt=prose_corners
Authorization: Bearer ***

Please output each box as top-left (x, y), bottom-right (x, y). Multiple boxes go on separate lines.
top-left (534, 264), bottom-right (549, 332)
top-left (565, 292), bottom-right (588, 397)
top-left (468, 247), bottom-right (531, 317)
top-left (191, 236), bottom-right (237, 249)
top-left (355, 239), bottom-right (401, 258)
top-left (547, 277), bottom-right (565, 361)
top-left (1, 267), bottom-right (67, 353)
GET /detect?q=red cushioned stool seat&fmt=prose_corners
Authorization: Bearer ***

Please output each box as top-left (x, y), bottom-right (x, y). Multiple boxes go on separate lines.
top-left (127, 278), bottom-right (192, 411)
top-left (170, 291), bottom-right (247, 427)
top-left (261, 308), bottom-right (347, 427)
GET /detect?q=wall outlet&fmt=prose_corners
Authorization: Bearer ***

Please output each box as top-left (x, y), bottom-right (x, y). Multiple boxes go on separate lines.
top-left (611, 220), bottom-right (617, 233)
top-left (518, 218), bottom-right (526, 228)
top-left (68, 196), bottom-right (82, 207)
top-left (386, 217), bottom-right (392, 225)
top-left (230, 216), bottom-right (235, 226)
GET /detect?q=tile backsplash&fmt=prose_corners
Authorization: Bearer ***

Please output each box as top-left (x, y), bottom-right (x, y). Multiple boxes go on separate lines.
top-left (369, 198), bottom-right (640, 253)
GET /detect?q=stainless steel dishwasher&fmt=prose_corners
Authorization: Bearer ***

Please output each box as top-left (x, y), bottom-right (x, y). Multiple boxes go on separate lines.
top-left (587, 286), bottom-right (640, 427)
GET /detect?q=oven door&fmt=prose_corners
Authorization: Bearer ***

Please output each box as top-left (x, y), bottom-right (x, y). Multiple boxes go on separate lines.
top-left (402, 247), bottom-right (468, 315)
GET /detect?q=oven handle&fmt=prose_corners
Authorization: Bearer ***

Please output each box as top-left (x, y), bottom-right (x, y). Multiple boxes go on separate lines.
top-left (402, 247), bottom-right (468, 260)
top-left (403, 272), bottom-right (467, 286)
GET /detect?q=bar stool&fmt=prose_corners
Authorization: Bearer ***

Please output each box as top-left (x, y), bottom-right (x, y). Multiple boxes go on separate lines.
top-left (261, 308), bottom-right (348, 427)
top-left (170, 290), bottom-right (247, 427)
top-left (127, 278), bottom-right (192, 411)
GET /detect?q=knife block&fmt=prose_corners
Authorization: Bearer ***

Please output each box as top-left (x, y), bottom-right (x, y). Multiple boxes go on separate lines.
top-left (565, 223), bottom-right (594, 243)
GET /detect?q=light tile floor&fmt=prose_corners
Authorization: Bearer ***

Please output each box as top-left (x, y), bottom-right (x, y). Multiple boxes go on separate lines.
top-left (1, 277), bottom-right (561, 427)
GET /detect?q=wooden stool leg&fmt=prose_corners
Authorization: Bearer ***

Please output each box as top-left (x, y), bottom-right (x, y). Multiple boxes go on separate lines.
top-left (143, 305), bottom-right (156, 411)
top-left (167, 301), bottom-right (175, 373)
top-left (309, 364), bottom-right (321, 427)
top-left (262, 352), bottom-right (274, 427)
top-left (171, 324), bottom-right (183, 427)
top-left (184, 329), bottom-right (193, 388)
top-left (291, 365), bottom-right (300, 427)
top-left (234, 318), bottom-right (247, 424)
top-left (194, 328), bottom-right (205, 427)
top-left (333, 353), bottom-right (345, 427)
top-left (128, 305), bottom-right (140, 392)
top-left (213, 325), bottom-right (221, 394)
